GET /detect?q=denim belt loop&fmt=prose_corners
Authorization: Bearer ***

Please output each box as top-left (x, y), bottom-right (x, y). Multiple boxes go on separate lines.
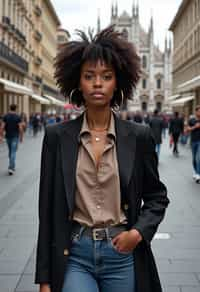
top-left (78, 225), bottom-right (86, 239)
top-left (105, 227), bottom-right (110, 240)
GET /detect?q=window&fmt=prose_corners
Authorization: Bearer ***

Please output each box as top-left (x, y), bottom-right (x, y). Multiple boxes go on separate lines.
top-left (142, 79), bottom-right (147, 89)
top-left (157, 79), bottom-right (161, 89)
top-left (156, 102), bottom-right (162, 112)
top-left (142, 55), bottom-right (147, 68)
top-left (142, 102), bottom-right (147, 111)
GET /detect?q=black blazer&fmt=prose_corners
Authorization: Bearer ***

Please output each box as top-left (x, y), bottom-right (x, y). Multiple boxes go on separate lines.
top-left (35, 113), bottom-right (169, 292)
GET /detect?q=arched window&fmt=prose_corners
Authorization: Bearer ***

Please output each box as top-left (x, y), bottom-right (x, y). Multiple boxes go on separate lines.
top-left (157, 78), bottom-right (161, 89)
top-left (122, 29), bottom-right (128, 40)
top-left (156, 102), bottom-right (162, 112)
top-left (142, 79), bottom-right (147, 89)
top-left (142, 102), bottom-right (147, 111)
top-left (142, 55), bottom-right (147, 68)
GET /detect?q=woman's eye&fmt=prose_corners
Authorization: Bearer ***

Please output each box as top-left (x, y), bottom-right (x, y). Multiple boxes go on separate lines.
top-left (84, 74), bottom-right (93, 80)
top-left (103, 75), bottom-right (112, 80)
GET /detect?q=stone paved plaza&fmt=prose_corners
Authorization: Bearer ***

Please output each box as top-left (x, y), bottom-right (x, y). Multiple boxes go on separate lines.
top-left (0, 131), bottom-right (200, 292)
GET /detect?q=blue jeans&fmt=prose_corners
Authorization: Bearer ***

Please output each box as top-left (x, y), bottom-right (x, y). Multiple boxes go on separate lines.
top-left (155, 144), bottom-right (161, 159)
top-left (6, 137), bottom-right (19, 170)
top-left (62, 229), bottom-right (136, 292)
top-left (191, 141), bottom-right (200, 175)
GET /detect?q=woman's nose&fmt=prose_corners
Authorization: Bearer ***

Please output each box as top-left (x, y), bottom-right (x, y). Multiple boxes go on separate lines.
top-left (93, 76), bottom-right (102, 87)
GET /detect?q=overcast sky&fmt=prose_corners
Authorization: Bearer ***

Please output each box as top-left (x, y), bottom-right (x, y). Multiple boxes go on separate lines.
top-left (51, 0), bottom-right (182, 51)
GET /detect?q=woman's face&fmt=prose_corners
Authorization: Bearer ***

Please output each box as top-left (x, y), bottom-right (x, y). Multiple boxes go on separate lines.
top-left (79, 60), bottom-right (117, 109)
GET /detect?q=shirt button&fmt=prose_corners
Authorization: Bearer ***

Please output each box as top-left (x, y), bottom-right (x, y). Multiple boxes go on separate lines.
top-left (97, 205), bottom-right (101, 209)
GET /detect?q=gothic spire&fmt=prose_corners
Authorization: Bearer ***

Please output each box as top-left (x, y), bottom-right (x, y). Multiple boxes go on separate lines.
top-left (111, 2), bottom-right (114, 17)
top-left (136, 0), bottom-right (139, 17)
top-left (115, 1), bottom-right (118, 16)
top-left (132, 0), bottom-right (136, 16)
top-left (97, 9), bottom-right (101, 33)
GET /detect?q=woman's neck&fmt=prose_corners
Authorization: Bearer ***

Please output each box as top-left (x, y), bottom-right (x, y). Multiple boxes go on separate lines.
top-left (86, 107), bottom-right (111, 130)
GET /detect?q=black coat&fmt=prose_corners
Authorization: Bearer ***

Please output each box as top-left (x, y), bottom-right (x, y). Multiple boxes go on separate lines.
top-left (149, 116), bottom-right (164, 144)
top-left (35, 114), bottom-right (169, 292)
top-left (169, 117), bottom-right (184, 135)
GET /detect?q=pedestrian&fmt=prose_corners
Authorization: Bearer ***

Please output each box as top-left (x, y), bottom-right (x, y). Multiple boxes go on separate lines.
top-left (187, 105), bottom-right (200, 183)
top-left (35, 26), bottom-right (169, 292)
top-left (149, 109), bottom-right (164, 160)
top-left (0, 104), bottom-right (23, 175)
top-left (169, 112), bottom-right (184, 156)
top-left (32, 113), bottom-right (40, 137)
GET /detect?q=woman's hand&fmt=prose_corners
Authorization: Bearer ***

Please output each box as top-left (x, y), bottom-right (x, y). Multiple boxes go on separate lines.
top-left (39, 284), bottom-right (51, 292)
top-left (112, 229), bottom-right (142, 253)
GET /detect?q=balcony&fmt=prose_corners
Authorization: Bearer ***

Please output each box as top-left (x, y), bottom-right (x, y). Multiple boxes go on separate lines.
top-left (34, 30), bottom-right (42, 42)
top-left (0, 41), bottom-right (28, 73)
top-left (34, 56), bottom-right (42, 66)
top-left (43, 84), bottom-right (58, 96)
top-left (32, 74), bottom-right (42, 84)
top-left (34, 5), bottom-right (42, 17)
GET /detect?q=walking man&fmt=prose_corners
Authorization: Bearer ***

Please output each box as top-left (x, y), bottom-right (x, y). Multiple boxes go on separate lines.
top-left (169, 112), bottom-right (184, 156)
top-left (0, 104), bottom-right (23, 175)
top-left (187, 105), bottom-right (200, 183)
top-left (149, 109), bottom-right (164, 160)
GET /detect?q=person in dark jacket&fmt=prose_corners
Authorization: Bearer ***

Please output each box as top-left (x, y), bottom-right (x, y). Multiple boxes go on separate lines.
top-left (0, 104), bottom-right (23, 175)
top-left (35, 26), bottom-right (169, 292)
top-left (149, 109), bottom-right (164, 160)
top-left (169, 112), bottom-right (184, 156)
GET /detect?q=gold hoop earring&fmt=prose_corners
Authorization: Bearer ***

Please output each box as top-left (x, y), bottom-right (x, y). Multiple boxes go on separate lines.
top-left (69, 88), bottom-right (78, 104)
top-left (112, 90), bottom-right (124, 112)
top-left (120, 90), bottom-right (124, 108)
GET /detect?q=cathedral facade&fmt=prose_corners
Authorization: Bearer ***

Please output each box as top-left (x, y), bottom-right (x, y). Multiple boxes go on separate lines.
top-left (109, 2), bottom-right (172, 112)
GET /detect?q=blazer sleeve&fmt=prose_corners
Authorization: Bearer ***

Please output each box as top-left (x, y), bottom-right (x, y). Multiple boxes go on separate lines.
top-left (35, 127), bottom-right (55, 284)
top-left (133, 127), bottom-right (169, 244)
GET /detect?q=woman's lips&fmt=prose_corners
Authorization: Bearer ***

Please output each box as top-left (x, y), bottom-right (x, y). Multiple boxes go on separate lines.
top-left (91, 92), bottom-right (105, 98)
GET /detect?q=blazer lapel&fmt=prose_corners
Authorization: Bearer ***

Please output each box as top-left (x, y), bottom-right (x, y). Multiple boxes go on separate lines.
top-left (114, 116), bottom-right (136, 196)
top-left (60, 115), bottom-right (83, 215)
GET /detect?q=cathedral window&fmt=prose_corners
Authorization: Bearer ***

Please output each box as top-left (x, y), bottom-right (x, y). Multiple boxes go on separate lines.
top-left (157, 78), bottom-right (161, 89)
top-left (142, 55), bottom-right (147, 68)
top-left (156, 102), bottom-right (162, 112)
top-left (142, 102), bottom-right (147, 111)
top-left (142, 79), bottom-right (147, 89)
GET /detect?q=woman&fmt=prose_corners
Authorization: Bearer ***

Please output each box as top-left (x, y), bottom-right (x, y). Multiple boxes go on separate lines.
top-left (35, 26), bottom-right (169, 292)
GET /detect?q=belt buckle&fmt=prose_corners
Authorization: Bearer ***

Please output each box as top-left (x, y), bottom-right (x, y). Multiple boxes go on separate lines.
top-left (92, 228), bottom-right (104, 241)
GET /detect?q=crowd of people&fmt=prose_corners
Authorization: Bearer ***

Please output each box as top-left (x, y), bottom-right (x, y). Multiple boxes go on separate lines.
top-left (0, 104), bottom-right (200, 183)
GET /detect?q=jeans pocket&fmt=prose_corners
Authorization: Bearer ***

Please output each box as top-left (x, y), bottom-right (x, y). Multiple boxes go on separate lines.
top-left (109, 238), bottom-right (132, 255)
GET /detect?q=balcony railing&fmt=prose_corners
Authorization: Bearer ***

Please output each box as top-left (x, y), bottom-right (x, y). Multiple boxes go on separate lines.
top-left (0, 41), bottom-right (28, 73)
top-left (43, 84), bottom-right (59, 96)
top-left (2, 16), bottom-right (26, 43)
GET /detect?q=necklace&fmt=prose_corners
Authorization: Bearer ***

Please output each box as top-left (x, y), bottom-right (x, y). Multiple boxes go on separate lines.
top-left (90, 129), bottom-right (108, 142)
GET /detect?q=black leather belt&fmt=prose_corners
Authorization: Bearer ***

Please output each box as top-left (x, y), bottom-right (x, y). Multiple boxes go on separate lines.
top-left (72, 222), bottom-right (127, 241)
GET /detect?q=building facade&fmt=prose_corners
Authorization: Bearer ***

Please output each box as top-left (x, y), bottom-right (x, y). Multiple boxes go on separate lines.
top-left (110, 2), bottom-right (172, 112)
top-left (169, 0), bottom-right (200, 118)
top-left (0, 0), bottom-right (63, 117)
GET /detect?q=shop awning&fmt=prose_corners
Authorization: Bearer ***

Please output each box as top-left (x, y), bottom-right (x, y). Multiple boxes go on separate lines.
top-left (171, 95), bottom-right (194, 106)
top-left (0, 78), bottom-right (33, 95)
top-left (44, 94), bottom-right (65, 106)
top-left (167, 94), bottom-right (181, 101)
top-left (31, 94), bottom-right (50, 104)
top-left (178, 75), bottom-right (200, 92)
